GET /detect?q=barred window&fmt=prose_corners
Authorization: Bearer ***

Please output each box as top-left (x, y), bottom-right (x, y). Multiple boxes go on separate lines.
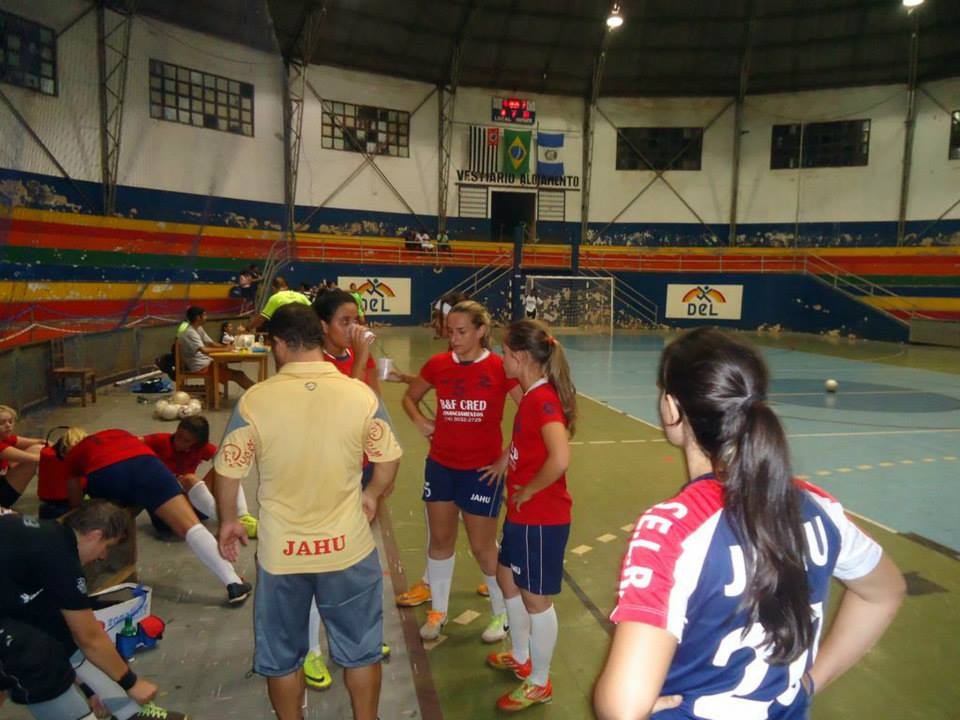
top-left (950, 111), bottom-right (960, 160)
top-left (616, 127), bottom-right (703, 171)
top-left (149, 59), bottom-right (253, 137)
top-left (321, 101), bottom-right (409, 157)
top-left (771, 120), bottom-right (870, 169)
top-left (0, 10), bottom-right (56, 96)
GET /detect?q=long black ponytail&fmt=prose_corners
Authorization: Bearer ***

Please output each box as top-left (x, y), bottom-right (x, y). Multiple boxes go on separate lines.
top-left (659, 327), bottom-right (812, 663)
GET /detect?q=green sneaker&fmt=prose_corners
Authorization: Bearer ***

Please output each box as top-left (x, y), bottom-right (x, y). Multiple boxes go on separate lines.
top-left (238, 514), bottom-right (258, 539)
top-left (481, 612), bottom-right (509, 643)
top-left (135, 702), bottom-right (189, 719)
top-left (304, 649), bottom-right (332, 690)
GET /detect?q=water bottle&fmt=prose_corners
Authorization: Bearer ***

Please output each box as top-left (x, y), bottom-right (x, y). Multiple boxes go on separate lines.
top-left (116, 616), bottom-right (139, 659)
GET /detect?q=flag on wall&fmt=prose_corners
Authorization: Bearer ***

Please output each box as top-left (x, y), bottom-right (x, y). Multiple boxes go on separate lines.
top-left (537, 132), bottom-right (565, 177)
top-left (502, 129), bottom-right (531, 175)
top-left (469, 125), bottom-right (500, 174)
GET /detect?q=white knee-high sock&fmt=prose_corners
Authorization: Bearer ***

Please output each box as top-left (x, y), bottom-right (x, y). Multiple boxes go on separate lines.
top-left (187, 483), bottom-right (218, 520)
top-left (528, 604), bottom-right (558, 686)
top-left (504, 594), bottom-right (530, 663)
top-left (427, 555), bottom-right (454, 614)
top-left (485, 573), bottom-right (506, 616)
top-left (422, 504), bottom-right (430, 585)
top-left (308, 601), bottom-right (323, 655)
top-left (185, 524), bottom-right (241, 586)
top-left (236, 484), bottom-right (250, 516)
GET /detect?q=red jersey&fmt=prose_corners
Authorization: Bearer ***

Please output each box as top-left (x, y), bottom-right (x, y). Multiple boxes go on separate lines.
top-left (65, 429), bottom-right (154, 476)
top-left (324, 348), bottom-right (375, 385)
top-left (142, 433), bottom-right (216, 476)
top-left (0, 434), bottom-right (17, 473)
top-left (506, 380), bottom-right (571, 525)
top-left (420, 350), bottom-right (516, 469)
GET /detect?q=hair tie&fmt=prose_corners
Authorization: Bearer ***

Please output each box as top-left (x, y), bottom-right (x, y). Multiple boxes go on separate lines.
top-left (546, 335), bottom-right (557, 347)
top-left (741, 393), bottom-right (764, 410)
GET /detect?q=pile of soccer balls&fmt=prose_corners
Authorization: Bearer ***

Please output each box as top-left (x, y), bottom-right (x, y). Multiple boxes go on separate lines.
top-left (153, 391), bottom-right (203, 420)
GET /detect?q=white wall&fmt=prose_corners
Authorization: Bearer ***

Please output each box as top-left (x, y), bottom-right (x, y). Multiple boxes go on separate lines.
top-left (1, 0), bottom-right (959, 229)
top-left (592, 96), bottom-right (736, 226)
top-left (297, 65), bottom-right (438, 217)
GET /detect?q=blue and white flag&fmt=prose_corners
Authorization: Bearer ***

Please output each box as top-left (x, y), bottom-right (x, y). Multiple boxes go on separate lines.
top-left (537, 132), bottom-right (565, 177)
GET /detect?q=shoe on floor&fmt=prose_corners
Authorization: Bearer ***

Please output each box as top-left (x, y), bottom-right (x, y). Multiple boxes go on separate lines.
top-left (481, 612), bottom-right (509, 643)
top-left (486, 651), bottom-right (531, 679)
top-left (238, 513), bottom-right (258, 539)
top-left (476, 582), bottom-right (489, 597)
top-left (226, 581), bottom-right (252, 605)
top-left (396, 580), bottom-right (431, 607)
top-left (304, 649), bottom-right (332, 690)
top-left (135, 702), bottom-right (190, 719)
top-left (419, 610), bottom-right (447, 641)
top-left (496, 678), bottom-right (553, 711)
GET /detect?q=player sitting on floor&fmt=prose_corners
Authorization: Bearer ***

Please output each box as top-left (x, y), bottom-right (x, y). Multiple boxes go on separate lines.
top-left (0, 404), bottom-right (43, 509)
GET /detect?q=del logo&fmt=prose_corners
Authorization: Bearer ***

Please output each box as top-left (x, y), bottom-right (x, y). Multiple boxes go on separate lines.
top-left (356, 279), bottom-right (396, 312)
top-left (681, 286), bottom-right (726, 317)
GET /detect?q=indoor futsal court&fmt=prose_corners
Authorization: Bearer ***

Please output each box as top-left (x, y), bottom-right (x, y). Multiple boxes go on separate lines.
top-left (2, 0), bottom-right (960, 719)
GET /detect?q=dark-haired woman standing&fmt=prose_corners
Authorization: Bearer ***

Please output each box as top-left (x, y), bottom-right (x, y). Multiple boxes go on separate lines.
top-left (594, 327), bottom-right (905, 720)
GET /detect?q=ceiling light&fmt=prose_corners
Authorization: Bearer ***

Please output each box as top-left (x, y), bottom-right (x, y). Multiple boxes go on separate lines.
top-left (606, 3), bottom-right (624, 29)
top-left (902, 0), bottom-right (923, 6)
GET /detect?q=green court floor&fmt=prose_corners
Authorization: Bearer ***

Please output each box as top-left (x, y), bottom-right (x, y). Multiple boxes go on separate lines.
top-left (375, 327), bottom-right (959, 720)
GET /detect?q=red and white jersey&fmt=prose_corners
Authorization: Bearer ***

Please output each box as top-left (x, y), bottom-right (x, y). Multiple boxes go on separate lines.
top-left (65, 429), bottom-right (155, 476)
top-left (611, 475), bottom-right (883, 719)
top-left (505, 379), bottom-right (571, 525)
top-left (421, 350), bottom-right (516, 469)
top-left (142, 433), bottom-right (216, 476)
top-left (324, 348), bottom-right (375, 385)
top-left (0, 434), bottom-right (18, 473)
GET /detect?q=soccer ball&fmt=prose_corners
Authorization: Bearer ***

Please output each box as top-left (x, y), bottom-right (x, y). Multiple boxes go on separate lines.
top-left (171, 391), bottom-right (191, 406)
top-left (187, 399), bottom-right (202, 413)
top-left (824, 379), bottom-right (839, 393)
top-left (153, 400), bottom-right (169, 419)
top-left (161, 404), bottom-right (181, 421)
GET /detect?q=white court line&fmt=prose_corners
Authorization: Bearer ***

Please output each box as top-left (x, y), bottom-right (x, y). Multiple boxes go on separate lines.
top-left (578, 390), bottom-right (662, 431)
top-left (846, 510), bottom-right (898, 535)
top-left (788, 428), bottom-right (960, 439)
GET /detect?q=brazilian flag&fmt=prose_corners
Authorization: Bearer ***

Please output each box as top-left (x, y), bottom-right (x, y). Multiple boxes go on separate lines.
top-left (502, 129), bottom-right (531, 175)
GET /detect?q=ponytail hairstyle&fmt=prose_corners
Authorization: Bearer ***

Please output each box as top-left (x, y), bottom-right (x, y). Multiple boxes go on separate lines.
top-left (504, 319), bottom-right (578, 437)
top-left (658, 327), bottom-right (811, 664)
top-left (449, 300), bottom-right (493, 349)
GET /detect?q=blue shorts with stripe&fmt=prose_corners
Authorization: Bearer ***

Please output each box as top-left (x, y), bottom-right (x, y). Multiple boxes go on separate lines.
top-left (86, 455), bottom-right (183, 513)
top-left (497, 520), bottom-right (570, 596)
top-left (422, 457), bottom-right (504, 518)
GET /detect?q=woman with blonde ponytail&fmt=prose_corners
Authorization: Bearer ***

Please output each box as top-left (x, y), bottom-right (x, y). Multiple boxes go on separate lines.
top-left (485, 319), bottom-right (577, 712)
top-left (595, 327), bottom-right (905, 720)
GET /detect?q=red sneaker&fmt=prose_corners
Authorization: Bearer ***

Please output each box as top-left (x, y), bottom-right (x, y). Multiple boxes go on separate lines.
top-left (486, 651), bottom-right (531, 679)
top-left (496, 679), bottom-right (553, 712)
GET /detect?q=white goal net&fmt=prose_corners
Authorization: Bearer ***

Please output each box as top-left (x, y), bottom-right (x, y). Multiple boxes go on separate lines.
top-left (524, 275), bottom-right (614, 333)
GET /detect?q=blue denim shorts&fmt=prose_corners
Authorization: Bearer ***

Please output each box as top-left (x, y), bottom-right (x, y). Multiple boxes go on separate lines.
top-left (422, 457), bottom-right (504, 518)
top-left (253, 549), bottom-right (383, 676)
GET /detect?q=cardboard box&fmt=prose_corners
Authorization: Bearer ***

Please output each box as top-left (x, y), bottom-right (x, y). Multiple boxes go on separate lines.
top-left (90, 583), bottom-right (152, 642)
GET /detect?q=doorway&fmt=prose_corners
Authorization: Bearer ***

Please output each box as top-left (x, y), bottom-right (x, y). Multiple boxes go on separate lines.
top-left (490, 191), bottom-right (536, 244)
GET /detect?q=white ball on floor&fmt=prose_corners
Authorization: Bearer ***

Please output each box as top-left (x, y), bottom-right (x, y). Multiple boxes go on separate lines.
top-left (824, 379), bottom-right (839, 393)
top-left (171, 390), bottom-right (191, 406)
top-left (153, 400), bottom-right (169, 418)
top-left (161, 404), bottom-right (180, 420)
top-left (187, 398), bottom-right (202, 413)
top-left (177, 404), bottom-right (194, 418)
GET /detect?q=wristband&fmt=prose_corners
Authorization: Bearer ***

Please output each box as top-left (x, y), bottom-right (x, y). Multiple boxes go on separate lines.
top-left (118, 669), bottom-right (138, 691)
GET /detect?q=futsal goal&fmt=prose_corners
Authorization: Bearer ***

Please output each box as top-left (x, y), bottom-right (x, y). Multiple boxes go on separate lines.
top-left (524, 275), bottom-right (614, 333)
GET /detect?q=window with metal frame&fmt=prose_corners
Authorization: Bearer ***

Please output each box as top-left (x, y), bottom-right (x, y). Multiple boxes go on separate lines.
top-left (616, 127), bottom-right (703, 171)
top-left (950, 111), bottom-right (960, 161)
top-left (0, 10), bottom-right (56, 96)
top-left (148, 59), bottom-right (254, 137)
top-left (321, 100), bottom-right (410, 158)
top-left (771, 119), bottom-right (870, 169)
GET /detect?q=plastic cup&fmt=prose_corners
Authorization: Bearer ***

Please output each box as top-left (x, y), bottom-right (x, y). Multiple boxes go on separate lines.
top-left (377, 357), bottom-right (394, 380)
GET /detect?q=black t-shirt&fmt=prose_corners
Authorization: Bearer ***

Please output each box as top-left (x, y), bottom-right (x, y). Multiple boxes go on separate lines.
top-left (0, 514), bottom-right (91, 617)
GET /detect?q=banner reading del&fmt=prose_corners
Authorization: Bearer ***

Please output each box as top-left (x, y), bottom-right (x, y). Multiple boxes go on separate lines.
top-left (666, 284), bottom-right (744, 320)
top-left (338, 277), bottom-right (411, 316)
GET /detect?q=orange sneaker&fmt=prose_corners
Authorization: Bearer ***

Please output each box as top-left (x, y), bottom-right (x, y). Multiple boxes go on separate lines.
top-left (419, 610), bottom-right (447, 640)
top-left (497, 679), bottom-right (553, 711)
top-left (486, 651), bottom-right (531, 679)
top-left (396, 581), bottom-right (431, 607)
top-left (476, 582), bottom-right (489, 597)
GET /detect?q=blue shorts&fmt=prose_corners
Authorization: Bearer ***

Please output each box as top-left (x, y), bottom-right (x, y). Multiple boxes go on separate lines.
top-left (253, 550), bottom-right (383, 676)
top-left (498, 520), bottom-right (570, 596)
top-left (86, 455), bottom-right (182, 513)
top-left (422, 457), bottom-right (503, 518)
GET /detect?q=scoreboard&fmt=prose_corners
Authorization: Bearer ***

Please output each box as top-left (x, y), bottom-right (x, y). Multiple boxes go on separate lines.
top-left (491, 96), bottom-right (536, 125)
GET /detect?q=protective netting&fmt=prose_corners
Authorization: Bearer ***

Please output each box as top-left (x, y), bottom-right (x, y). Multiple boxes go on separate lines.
top-left (525, 275), bottom-right (614, 332)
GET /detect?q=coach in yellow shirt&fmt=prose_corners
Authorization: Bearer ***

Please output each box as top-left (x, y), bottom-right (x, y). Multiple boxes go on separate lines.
top-left (213, 303), bottom-right (401, 720)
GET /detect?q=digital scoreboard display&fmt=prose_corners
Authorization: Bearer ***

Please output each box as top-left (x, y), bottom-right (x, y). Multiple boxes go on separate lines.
top-left (491, 96), bottom-right (536, 125)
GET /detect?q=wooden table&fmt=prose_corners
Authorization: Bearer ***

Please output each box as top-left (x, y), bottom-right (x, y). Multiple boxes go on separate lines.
top-left (208, 350), bottom-right (269, 410)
